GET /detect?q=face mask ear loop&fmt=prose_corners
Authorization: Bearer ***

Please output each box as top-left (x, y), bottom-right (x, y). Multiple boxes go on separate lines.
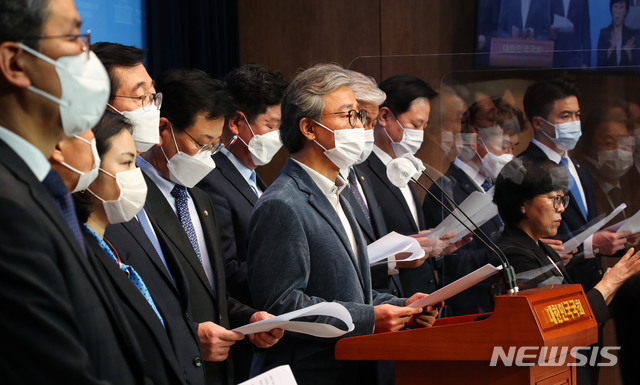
top-left (86, 188), bottom-right (106, 203)
top-left (242, 113), bottom-right (257, 138)
top-left (168, 122), bottom-right (182, 155)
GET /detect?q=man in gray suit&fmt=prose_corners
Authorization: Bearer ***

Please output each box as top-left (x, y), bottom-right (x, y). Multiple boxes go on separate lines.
top-left (246, 63), bottom-right (440, 385)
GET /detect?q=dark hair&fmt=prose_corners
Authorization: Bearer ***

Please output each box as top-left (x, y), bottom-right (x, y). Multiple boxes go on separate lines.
top-left (523, 78), bottom-right (581, 124)
top-left (0, 0), bottom-right (49, 48)
top-left (91, 42), bottom-right (145, 96)
top-left (224, 63), bottom-right (287, 122)
top-left (73, 111), bottom-right (133, 223)
top-left (493, 157), bottom-right (569, 225)
top-left (379, 75), bottom-right (438, 116)
top-left (155, 68), bottom-right (233, 132)
top-left (610, 0), bottom-right (630, 13)
top-left (578, 102), bottom-right (630, 152)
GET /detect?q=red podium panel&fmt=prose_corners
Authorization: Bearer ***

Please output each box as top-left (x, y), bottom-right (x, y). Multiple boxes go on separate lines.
top-left (336, 285), bottom-right (597, 385)
top-left (490, 37), bottom-right (554, 67)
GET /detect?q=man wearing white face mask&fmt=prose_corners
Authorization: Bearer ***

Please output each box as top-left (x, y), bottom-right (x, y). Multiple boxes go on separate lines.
top-left (356, 74), bottom-right (441, 296)
top-left (0, 0), bottom-right (149, 384)
top-left (50, 130), bottom-right (101, 193)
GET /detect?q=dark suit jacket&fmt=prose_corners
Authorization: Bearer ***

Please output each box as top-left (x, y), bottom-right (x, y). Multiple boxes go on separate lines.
top-left (105, 215), bottom-right (206, 385)
top-left (247, 159), bottom-right (404, 385)
top-left (621, 164), bottom-right (640, 214)
top-left (0, 140), bottom-right (144, 385)
top-left (597, 24), bottom-right (639, 68)
top-left (518, 142), bottom-right (602, 291)
top-left (142, 172), bottom-right (256, 385)
top-left (422, 162), bottom-right (503, 315)
top-left (197, 152), bottom-right (267, 306)
top-left (497, 0), bottom-right (551, 40)
top-left (340, 167), bottom-right (402, 297)
top-left (356, 152), bottom-right (438, 296)
top-left (498, 225), bottom-right (609, 325)
top-left (84, 229), bottom-right (186, 385)
top-left (550, 0), bottom-right (591, 67)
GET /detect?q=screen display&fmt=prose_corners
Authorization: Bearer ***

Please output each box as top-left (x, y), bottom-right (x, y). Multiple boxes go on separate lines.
top-left (76, 0), bottom-right (145, 49)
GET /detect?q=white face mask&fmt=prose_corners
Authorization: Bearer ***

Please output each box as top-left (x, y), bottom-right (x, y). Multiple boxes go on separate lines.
top-left (239, 115), bottom-right (282, 166)
top-left (162, 124), bottom-right (216, 188)
top-left (354, 129), bottom-right (375, 165)
top-left (313, 120), bottom-right (365, 170)
top-left (455, 132), bottom-right (478, 162)
top-left (384, 114), bottom-right (424, 156)
top-left (440, 130), bottom-right (454, 153)
top-left (595, 148), bottom-right (634, 179)
top-left (540, 118), bottom-right (582, 151)
top-left (479, 136), bottom-right (513, 179)
top-left (112, 105), bottom-right (161, 153)
top-left (60, 136), bottom-right (101, 193)
top-left (18, 44), bottom-right (110, 137)
top-left (88, 167), bottom-right (148, 224)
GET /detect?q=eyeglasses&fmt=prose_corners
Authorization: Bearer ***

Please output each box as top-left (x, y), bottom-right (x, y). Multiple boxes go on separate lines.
top-left (546, 194), bottom-right (570, 210)
top-left (182, 129), bottom-right (223, 154)
top-left (28, 29), bottom-right (91, 60)
top-left (322, 109), bottom-right (367, 128)
top-left (112, 92), bottom-right (163, 111)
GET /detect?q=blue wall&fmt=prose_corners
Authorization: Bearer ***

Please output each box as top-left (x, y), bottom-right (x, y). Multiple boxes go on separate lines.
top-left (76, 0), bottom-right (145, 49)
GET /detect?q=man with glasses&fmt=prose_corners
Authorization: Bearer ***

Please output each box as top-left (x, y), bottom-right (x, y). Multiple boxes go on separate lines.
top-left (246, 63), bottom-right (440, 385)
top-left (0, 0), bottom-right (147, 384)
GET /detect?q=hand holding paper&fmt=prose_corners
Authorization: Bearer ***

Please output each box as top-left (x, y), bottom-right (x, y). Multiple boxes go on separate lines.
top-left (367, 231), bottom-right (425, 266)
top-left (562, 204), bottom-right (626, 253)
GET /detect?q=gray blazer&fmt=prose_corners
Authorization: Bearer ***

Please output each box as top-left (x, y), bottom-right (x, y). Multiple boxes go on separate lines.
top-left (247, 159), bottom-right (404, 385)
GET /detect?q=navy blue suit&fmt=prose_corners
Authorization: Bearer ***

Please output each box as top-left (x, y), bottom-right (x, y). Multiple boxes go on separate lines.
top-left (497, 0), bottom-right (551, 40)
top-left (247, 159), bottom-right (404, 385)
top-left (550, 0), bottom-right (591, 67)
top-left (597, 24), bottom-right (640, 68)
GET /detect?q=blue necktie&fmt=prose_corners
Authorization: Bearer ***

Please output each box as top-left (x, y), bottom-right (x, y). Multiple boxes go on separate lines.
top-left (136, 209), bottom-right (175, 286)
top-left (481, 178), bottom-right (494, 192)
top-left (170, 185), bottom-right (203, 265)
top-left (42, 169), bottom-right (86, 255)
top-left (560, 157), bottom-right (587, 220)
top-left (248, 170), bottom-right (260, 197)
top-left (83, 224), bottom-right (164, 327)
top-left (348, 168), bottom-right (371, 226)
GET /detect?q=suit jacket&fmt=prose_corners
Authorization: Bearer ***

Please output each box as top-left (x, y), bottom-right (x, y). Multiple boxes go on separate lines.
top-left (422, 162), bottom-right (503, 315)
top-left (621, 164), bottom-right (640, 214)
top-left (550, 0), bottom-right (591, 67)
top-left (497, 0), bottom-right (551, 40)
top-left (197, 151), bottom-right (267, 306)
top-left (0, 140), bottom-right (144, 385)
top-left (356, 153), bottom-right (438, 296)
top-left (247, 159), bottom-right (404, 385)
top-left (142, 172), bottom-right (256, 385)
top-left (340, 167), bottom-right (402, 297)
top-left (84, 229), bottom-right (186, 385)
top-left (518, 142), bottom-right (602, 291)
top-left (597, 24), bottom-right (639, 68)
top-left (498, 225), bottom-right (609, 325)
top-left (105, 215), bottom-right (206, 385)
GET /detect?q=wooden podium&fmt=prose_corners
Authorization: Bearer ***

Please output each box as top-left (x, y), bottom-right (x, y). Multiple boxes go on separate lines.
top-left (336, 285), bottom-right (597, 385)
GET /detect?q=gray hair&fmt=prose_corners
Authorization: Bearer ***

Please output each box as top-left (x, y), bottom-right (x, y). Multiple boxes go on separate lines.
top-left (346, 70), bottom-right (386, 106)
top-left (0, 0), bottom-right (50, 48)
top-left (280, 63), bottom-right (352, 153)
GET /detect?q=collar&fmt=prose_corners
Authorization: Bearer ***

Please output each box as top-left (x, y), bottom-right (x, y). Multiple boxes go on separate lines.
top-left (222, 147), bottom-right (254, 184)
top-left (136, 155), bottom-right (178, 195)
top-left (453, 157), bottom-right (486, 189)
top-left (291, 158), bottom-right (346, 196)
top-left (372, 144), bottom-right (393, 166)
top-left (532, 138), bottom-right (563, 164)
top-left (0, 125), bottom-right (51, 181)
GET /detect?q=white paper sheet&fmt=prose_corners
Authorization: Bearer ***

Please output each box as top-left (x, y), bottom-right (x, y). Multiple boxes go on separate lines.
top-left (562, 204), bottom-right (627, 252)
top-left (367, 231), bottom-right (425, 265)
top-left (408, 263), bottom-right (503, 308)
top-left (552, 14), bottom-right (574, 33)
top-left (232, 302), bottom-right (354, 338)
top-left (429, 191), bottom-right (499, 242)
top-left (238, 365), bottom-right (297, 385)
top-left (614, 209), bottom-right (640, 234)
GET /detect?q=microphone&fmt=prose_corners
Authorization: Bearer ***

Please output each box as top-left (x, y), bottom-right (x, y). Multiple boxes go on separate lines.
top-left (386, 153), bottom-right (518, 294)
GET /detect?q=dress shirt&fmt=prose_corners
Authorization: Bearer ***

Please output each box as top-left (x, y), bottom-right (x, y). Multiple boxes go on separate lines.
top-left (0, 125), bottom-right (50, 181)
top-left (521, 0), bottom-right (531, 29)
top-left (531, 139), bottom-right (594, 258)
top-left (291, 158), bottom-right (357, 258)
top-left (372, 145), bottom-right (420, 229)
top-left (453, 157), bottom-right (486, 191)
top-left (136, 156), bottom-right (215, 287)
top-left (222, 148), bottom-right (262, 196)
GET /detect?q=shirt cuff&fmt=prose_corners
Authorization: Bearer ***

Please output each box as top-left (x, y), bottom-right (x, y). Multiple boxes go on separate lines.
top-left (584, 235), bottom-right (595, 259)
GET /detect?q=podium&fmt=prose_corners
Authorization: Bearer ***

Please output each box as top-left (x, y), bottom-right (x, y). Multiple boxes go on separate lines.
top-left (336, 285), bottom-right (597, 385)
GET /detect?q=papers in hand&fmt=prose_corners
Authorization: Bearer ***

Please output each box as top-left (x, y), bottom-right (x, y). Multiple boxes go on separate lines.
top-left (429, 191), bottom-right (499, 243)
top-left (552, 14), bottom-right (574, 33)
top-left (232, 302), bottom-right (354, 338)
top-left (562, 204), bottom-right (626, 253)
top-left (606, 209), bottom-right (640, 234)
top-left (367, 231), bottom-right (425, 266)
top-left (238, 365), bottom-right (297, 385)
top-left (408, 263), bottom-right (503, 308)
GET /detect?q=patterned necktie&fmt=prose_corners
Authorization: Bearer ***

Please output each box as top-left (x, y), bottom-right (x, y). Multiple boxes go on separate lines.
top-left (170, 185), bottom-right (203, 265)
top-left (136, 209), bottom-right (176, 286)
top-left (560, 158), bottom-right (587, 220)
top-left (348, 168), bottom-right (371, 226)
top-left (83, 224), bottom-right (164, 327)
top-left (248, 170), bottom-right (260, 197)
top-left (42, 169), bottom-right (86, 255)
top-left (481, 178), bottom-right (494, 192)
